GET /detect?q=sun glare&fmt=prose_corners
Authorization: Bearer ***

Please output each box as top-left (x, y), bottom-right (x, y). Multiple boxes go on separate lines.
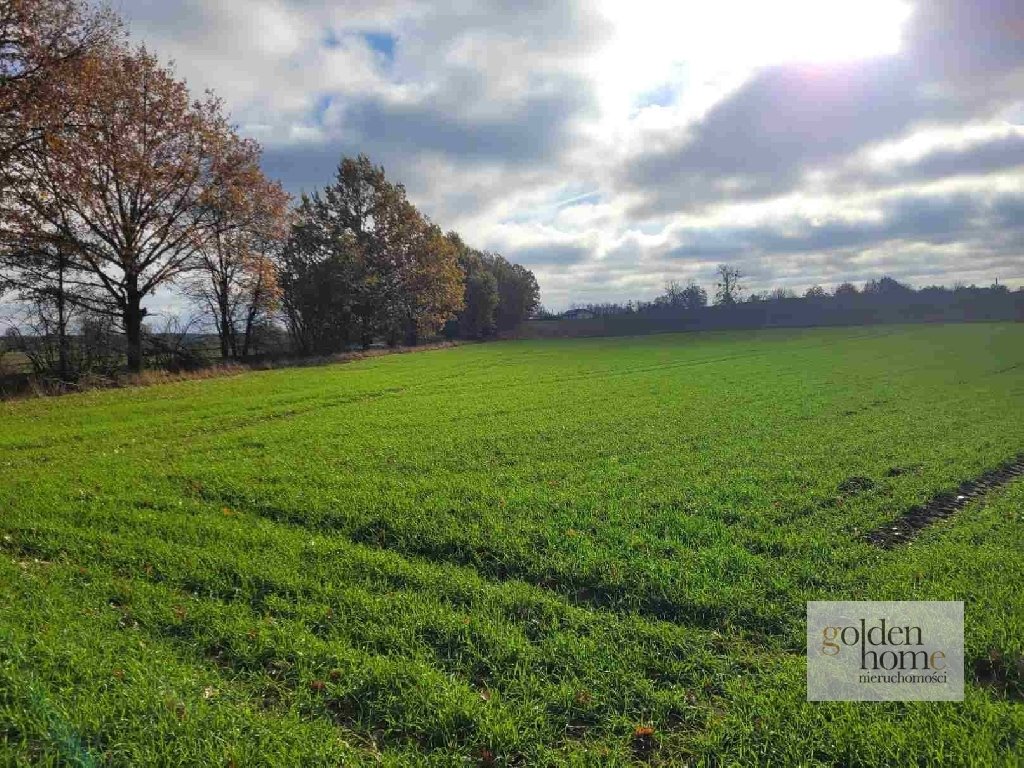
top-left (605, 0), bottom-right (912, 69)
top-left (591, 0), bottom-right (912, 130)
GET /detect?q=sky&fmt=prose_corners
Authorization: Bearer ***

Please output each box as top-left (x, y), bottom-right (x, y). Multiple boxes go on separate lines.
top-left (113, 0), bottom-right (1024, 311)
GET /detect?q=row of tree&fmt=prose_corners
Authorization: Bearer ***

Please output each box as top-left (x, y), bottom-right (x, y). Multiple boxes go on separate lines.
top-left (554, 265), bottom-right (1022, 335)
top-left (564, 265), bottom-right (1020, 317)
top-left (0, 0), bottom-right (538, 381)
top-left (277, 157), bottom-right (539, 355)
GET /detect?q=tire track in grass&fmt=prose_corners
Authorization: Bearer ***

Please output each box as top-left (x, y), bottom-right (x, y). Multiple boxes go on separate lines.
top-left (0, 538), bottom-right (735, 762)
top-left (0, 525), bottom-right (752, 702)
top-left (189, 493), bottom-right (791, 639)
top-left (865, 453), bottom-right (1024, 547)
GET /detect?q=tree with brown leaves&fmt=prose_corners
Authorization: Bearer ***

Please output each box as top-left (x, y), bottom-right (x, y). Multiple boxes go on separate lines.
top-left (9, 44), bottom-right (251, 371)
top-left (189, 131), bottom-right (290, 359)
top-left (392, 221), bottom-right (464, 345)
top-left (0, 0), bottom-right (118, 177)
top-left (284, 155), bottom-right (464, 350)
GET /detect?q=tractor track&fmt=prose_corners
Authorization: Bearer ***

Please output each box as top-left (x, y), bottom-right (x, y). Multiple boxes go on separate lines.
top-left (866, 453), bottom-right (1024, 548)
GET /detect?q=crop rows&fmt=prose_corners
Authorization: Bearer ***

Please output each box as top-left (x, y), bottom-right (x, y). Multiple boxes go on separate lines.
top-left (2, 324), bottom-right (1023, 764)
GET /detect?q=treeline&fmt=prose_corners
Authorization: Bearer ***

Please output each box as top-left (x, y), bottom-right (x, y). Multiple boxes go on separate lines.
top-left (0, 0), bottom-right (538, 385)
top-left (538, 266), bottom-right (1023, 337)
top-left (278, 158), bottom-right (539, 355)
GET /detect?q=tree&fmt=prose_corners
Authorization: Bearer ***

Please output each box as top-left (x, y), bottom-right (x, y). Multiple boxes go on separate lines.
top-left (321, 154), bottom-right (414, 348)
top-left (447, 233), bottom-right (498, 338)
top-left (804, 285), bottom-right (827, 299)
top-left (393, 222), bottom-right (463, 345)
top-left (834, 282), bottom-right (858, 297)
top-left (0, 0), bottom-right (118, 376)
top-left (661, 279), bottom-right (707, 310)
top-left (678, 281), bottom-right (708, 310)
top-left (277, 194), bottom-right (359, 355)
top-left (768, 287), bottom-right (796, 301)
top-left (863, 276), bottom-right (912, 296)
top-left (7, 239), bottom-right (76, 379)
top-left (279, 155), bottom-right (464, 351)
top-left (662, 279), bottom-right (685, 306)
top-left (714, 264), bottom-right (743, 306)
top-left (189, 130), bottom-right (289, 359)
top-left (8, 44), bottom-right (240, 371)
top-left (490, 253), bottom-right (540, 332)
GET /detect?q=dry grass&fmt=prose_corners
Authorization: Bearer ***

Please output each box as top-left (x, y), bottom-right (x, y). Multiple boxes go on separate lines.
top-left (0, 341), bottom-right (466, 401)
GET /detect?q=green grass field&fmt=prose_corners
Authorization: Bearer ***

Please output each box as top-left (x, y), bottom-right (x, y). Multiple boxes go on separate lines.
top-left (2, 323), bottom-right (1023, 766)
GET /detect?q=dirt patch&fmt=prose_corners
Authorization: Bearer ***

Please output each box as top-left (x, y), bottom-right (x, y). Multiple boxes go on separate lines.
top-left (865, 453), bottom-right (1024, 548)
top-left (631, 726), bottom-right (659, 761)
top-left (972, 650), bottom-right (1024, 701)
top-left (885, 465), bottom-right (921, 478)
top-left (838, 476), bottom-right (876, 496)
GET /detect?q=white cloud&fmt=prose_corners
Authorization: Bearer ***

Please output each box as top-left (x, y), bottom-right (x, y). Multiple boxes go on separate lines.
top-left (113, 0), bottom-right (1024, 311)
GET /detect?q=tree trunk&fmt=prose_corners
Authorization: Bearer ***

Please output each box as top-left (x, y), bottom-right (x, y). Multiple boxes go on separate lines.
top-left (218, 311), bottom-right (230, 359)
top-left (404, 319), bottom-right (418, 347)
top-left (241, 303), bottom-right (258, 359)
top-left (216, 272), bottom-right (232, 359)
top-left (124, 283), bottom-right (144, 373)
top-left (56, 251), bottom-right (70, 381)
top-left (360, 317), bottom-right (373, 350)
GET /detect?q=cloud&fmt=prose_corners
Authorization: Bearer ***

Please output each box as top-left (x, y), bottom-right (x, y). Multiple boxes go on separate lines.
top-left (620, 58), bottom-right (945, 214)
top-left (334, 76), bottom-right (595, 165)
top-left (511, 243), bottom-right (593, 267)
top-left (837, 128), bottom-right (1024, 190)
top-left (111, 0), bottom-right (1024, 311)
top-left (619, 0), bottom-right (1024, 217)
top-left (662, 188), bottom-right (1024, 286)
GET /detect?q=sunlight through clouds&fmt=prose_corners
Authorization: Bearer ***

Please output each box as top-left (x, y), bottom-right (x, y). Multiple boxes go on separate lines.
top-left (115, 0), bottom-right (1021, 310)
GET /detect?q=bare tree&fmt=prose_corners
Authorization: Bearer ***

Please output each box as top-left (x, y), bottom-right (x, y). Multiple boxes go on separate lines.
top-left (714, 264), bottom-right (743, 306)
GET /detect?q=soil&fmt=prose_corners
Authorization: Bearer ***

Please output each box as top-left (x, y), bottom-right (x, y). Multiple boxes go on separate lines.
top-left (865, 454), bottom-right (1024, 548)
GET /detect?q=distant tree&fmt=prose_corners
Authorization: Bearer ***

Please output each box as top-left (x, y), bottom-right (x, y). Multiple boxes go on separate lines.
top-left (714, 264), bottom-right (743, 306)
top-left (447, 233), bottom-right (498, 338)
top-left (679, 281), bottom-right (708, 310)
top-left (532, 304), bottom-right (556, 319)
top-left (768, 287), bottom-right (797, 301)
top-left (490, 254), bottom-right (540, 332)
top-left (662, 279), bottom-right (707, 310)
top-left (6, 292), bottom-right (121, 381)
top-left (4, 267), bottom-right (76, 379)
top-left (804, 285), bottom-right (827, 298)
top-left (662, 280), bottom-right (685, 307)
top-left (5, 241), bottom-right (77, 379)
top-left (833, 282), bottom-right (859, 297)
top-left (863, 276), bottom-right (912, 296)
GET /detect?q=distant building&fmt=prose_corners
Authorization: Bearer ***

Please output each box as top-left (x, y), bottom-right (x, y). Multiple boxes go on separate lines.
top-left (561, 308), bottom-right (597, 320)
